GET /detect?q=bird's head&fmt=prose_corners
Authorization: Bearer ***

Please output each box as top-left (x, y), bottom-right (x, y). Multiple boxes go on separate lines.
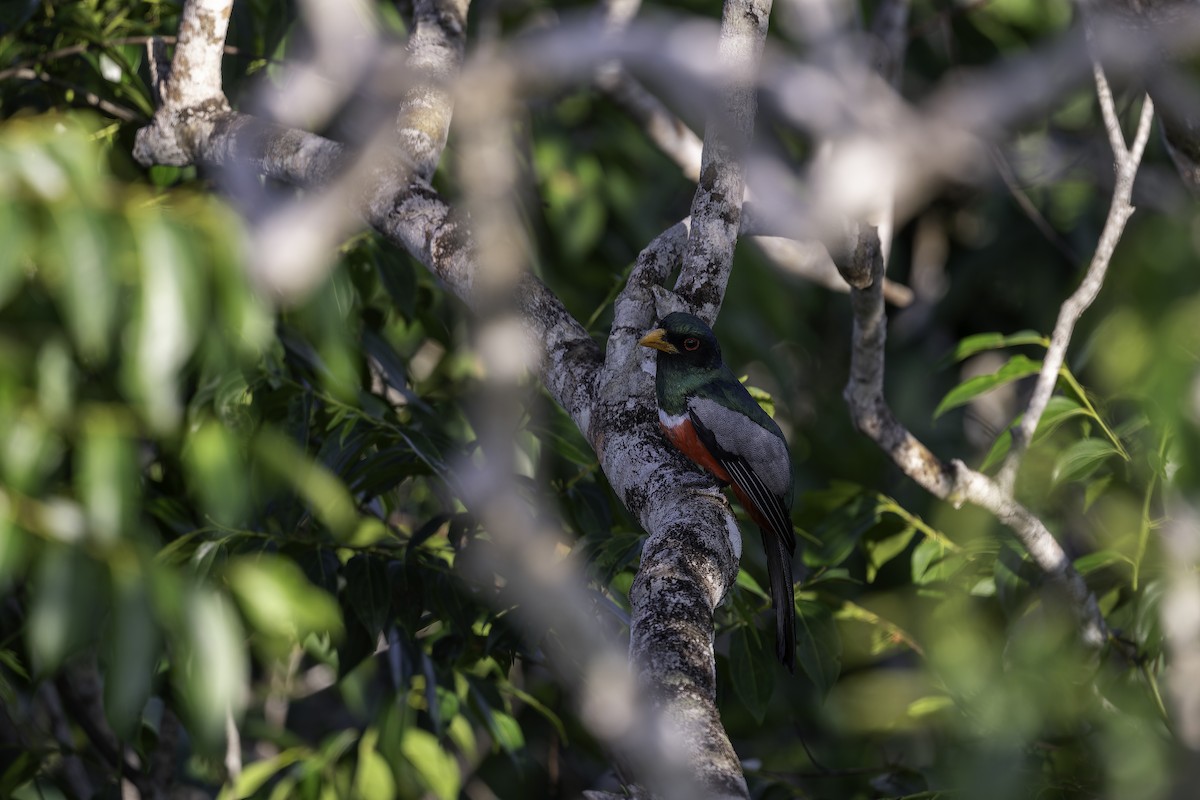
top-left (638, 311), bottom-right (723, 369)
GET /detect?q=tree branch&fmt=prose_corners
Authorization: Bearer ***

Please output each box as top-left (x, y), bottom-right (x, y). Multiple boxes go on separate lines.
top-left (674, 0), bottom-right (772, 325)
top-left (136, 2), bottom-right (756, 793)
top-left (837, 228), bottom-right (1110, 650)
top-left (396, 0), bottom-right (469, 180)
top-left (997, 66), bottom-right (1154, 493)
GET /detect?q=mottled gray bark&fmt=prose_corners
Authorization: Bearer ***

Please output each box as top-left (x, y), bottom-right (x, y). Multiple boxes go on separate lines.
top-left (675, 0), bottom-right (772, 325)
top-left (396, 0), bottom-right (469, 180)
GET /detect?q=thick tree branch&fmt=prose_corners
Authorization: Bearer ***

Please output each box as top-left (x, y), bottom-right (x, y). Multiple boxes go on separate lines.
top-left (675, 0), bottom-right (772, 324)
top-left (597, 223), bottom-right (749, 798)
top-left (133, 0), bottom-right (233, 166)
top-left (396, 0), bottom-right (469, 180)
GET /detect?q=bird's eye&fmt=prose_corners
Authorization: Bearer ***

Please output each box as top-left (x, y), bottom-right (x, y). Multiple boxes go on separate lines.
top-left (683, 337), bottom-right (700, 351)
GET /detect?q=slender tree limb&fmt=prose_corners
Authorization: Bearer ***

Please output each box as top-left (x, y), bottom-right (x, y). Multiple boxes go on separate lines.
top-left (7, 68), bottom-right (143, 122)
top-left (674, 0), bottom-right (772, 325)
top-left (838, 227), bottom-right (1110, 650)
top-left (997, 67), bottom-right (1154, 493)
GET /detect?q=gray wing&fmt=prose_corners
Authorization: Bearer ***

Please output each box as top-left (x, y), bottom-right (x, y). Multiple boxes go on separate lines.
top-left (686, 396), bottom-right (795, 552)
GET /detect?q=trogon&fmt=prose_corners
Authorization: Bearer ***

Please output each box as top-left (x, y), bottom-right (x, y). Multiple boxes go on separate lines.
top-left (640, 311), bottom-right (797, 671)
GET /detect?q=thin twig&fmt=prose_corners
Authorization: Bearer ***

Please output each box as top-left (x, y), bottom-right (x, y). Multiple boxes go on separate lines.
top-left (988, 144), bottom-right (1080, 264)
top-left (8, 67), bottom-right (143, 122)
top-left (0, 35), bottom-right (274, 84)
top-left (997, 62), bottom-right (1154, 493)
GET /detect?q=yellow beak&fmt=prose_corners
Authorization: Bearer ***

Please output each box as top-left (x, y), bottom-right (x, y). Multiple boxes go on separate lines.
top-left (639, 328), bottom-right (678, 354)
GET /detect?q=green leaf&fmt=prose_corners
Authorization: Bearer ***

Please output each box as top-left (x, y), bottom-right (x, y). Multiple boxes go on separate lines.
top-left (27, 544), bottom-right (105, 675)
top-left (948, 330), bottom-right (1047, 363)
top-left (1073, 549), bottom-right (1127, 575)
top-left (794, 599), bottom-right (841, 698)
top-left (801, 486), bottom-right (881, 568)
top-left (0, 752), bottom-right (40, 800)
top-left (729, 626), bottom-right (775, 722)
top-left (863, 525), bottom-right (918, 583)
top-left (227, 555), bottom-right (344, 651)
top-left (184, 420), bottom-right (250, 528)
top-left (218, 748), bottom-right (307, 800)
top-left (253, 427), bottom-right (359, 539)
top-left (1083, 474), bottom-right (1114, 511)
top-left (735, 568), bottom-right (769, 601)
top-left (400, 728), bottom-right (461, 800)
top-left (911, 538), bottom-right (962, 585)
top-left (907, 695), bottom-right (955, 719)
top-left (1034, 395), bottom-right (1088, 441)
top-left (77, 410), bottom-right (137, 544)
top-left (934, 355), bottom-right (1043, 419)
top-left (128, 213), bottom-right (204, 433)
top-left (344, 555), bottom-right (391, 638)
top-left (103, 569), bottom-right (159, 738)
top-left (0, 204), bottom-right (29, 309)
top-left (176, 585), bottom-right (247, 747)
top-left (979, 428), bottom-right (1012, 472)
top-left (47, 205), bottom-right (116, 365)
top-left (1052, 438), bottom-right (1120, 485)
top-left (489, 710), bottom-right (525, 754)
top-left (354, 728), bottom-right (396, 800)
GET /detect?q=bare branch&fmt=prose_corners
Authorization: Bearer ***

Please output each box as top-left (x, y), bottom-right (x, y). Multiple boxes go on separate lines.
top-left (998, 71), bottom-right (1154, 492)
top-left (869, 0), bottom-right (911, 88)
top-left (598, 69), bottom-right (704, 183)
top-left (7, 68), bottom-right (143, 122)
top-left (838, 228), bottom-right (1110, 650)
top-left (675, 0), bottom-right (772, 325)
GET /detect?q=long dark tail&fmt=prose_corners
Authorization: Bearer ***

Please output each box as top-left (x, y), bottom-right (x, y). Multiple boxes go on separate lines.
top-left (761, 525), bottom-right (796, 672)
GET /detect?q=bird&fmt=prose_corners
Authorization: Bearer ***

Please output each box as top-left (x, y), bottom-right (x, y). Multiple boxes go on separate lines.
top-left (639, 311), bottom-right (796, 671)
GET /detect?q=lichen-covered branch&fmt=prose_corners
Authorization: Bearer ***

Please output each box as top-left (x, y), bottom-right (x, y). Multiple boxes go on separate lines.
top-left (132, 0), bottom-right (233, 166)
top-left (396, 0), bottom-right (470, 180)
top-left (597, 222), bottom-right (749, 798)
top-left (674, 0), bottom-right (772, 324)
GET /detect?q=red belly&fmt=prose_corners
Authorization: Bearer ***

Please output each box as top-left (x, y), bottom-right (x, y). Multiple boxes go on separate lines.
top-left (660, 417), bottom-right (733, 485)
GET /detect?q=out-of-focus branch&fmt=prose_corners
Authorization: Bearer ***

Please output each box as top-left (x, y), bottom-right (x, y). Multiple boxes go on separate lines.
top-left (594, 3), bottom-right (913, 305)
top-left (837, 229), bottom-right (1110, 651)
top-left (1162, 491), bottom-right (1200, 749)
top-left (869, 0), bottom-right (911, 87)
top-left (396, 0), bottom-right (469, 180)
top-left (674, 0), bottom-right (772, 325)
top-left (997, 68), bottom-right (1154, 493)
